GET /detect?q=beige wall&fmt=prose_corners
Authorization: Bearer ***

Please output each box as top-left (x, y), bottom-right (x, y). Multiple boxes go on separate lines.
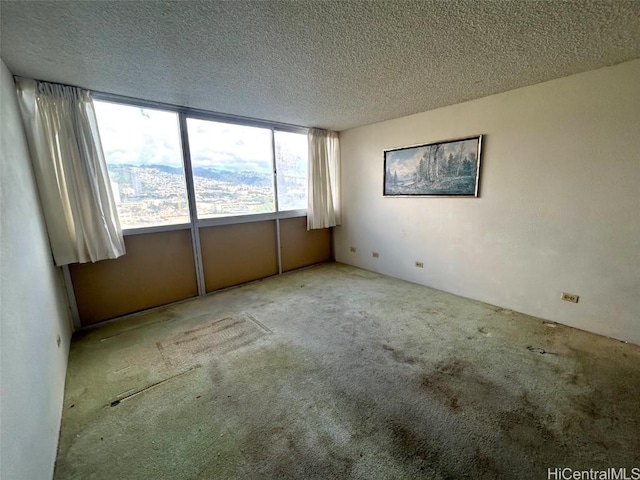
top-left (280, 216), bottom-right (332, 272)
top-left (200, 221), bottom-right (279, 292)
top-left (0, 59), bottom-right (72, 480)
top-left (70, 229), bottom-right (198, 325)
top-left (335, 59), bottom-right (640, 345)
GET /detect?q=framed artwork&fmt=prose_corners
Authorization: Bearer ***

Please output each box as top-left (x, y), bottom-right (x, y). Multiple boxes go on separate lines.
top-left (383, 135), bottom-right (483, 197)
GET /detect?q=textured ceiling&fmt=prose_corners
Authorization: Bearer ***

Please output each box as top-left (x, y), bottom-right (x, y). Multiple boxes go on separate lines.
top-left (1, 1), bottom-right (640, 131)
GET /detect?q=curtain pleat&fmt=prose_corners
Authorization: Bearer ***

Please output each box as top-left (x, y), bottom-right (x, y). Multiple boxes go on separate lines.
top-left (307, 128), bottom-right (341, 230)
top-left (16, 78), bottom-right (125, 266)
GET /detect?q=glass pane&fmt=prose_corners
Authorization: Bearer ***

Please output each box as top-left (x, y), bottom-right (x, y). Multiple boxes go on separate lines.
top-left (94, 101), bottom-right (190, 229)
top-left (186, 118), bottom-right (275, 218)
top-left (274, 131), bottom-right (308, 211)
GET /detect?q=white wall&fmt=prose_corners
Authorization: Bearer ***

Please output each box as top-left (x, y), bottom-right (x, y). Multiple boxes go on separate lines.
top-left (335, 59), bottom-right (640, 345)
top-left (0, 59), bottom-right (72, 480)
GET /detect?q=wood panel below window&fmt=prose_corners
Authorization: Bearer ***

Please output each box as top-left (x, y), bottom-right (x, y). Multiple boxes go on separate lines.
top-left (69, 229), bottom-right (197, 326)
top-left (199, 220), bottom-right (279, 293)
top-left (280, 217), bottom-right (332, 272)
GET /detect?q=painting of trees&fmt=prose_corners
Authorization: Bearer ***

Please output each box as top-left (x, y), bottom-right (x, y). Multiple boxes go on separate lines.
top-left (383, 135), bottom-right (482, 196)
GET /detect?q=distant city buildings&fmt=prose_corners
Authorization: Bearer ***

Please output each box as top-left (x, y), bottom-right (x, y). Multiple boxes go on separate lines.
top-left (108, 164), bottom-right (305, 229)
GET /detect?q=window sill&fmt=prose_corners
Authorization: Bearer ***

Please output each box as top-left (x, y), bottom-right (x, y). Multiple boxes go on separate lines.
top-left (122, 210), bottom-right (307, 236)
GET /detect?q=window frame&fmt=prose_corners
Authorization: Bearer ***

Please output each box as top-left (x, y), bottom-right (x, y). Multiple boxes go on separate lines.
top-left (93, 92), bottom-right (309, 236)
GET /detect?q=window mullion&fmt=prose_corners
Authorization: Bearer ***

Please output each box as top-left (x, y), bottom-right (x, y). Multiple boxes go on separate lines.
top-left (178, 112), bottom-right (206, 296)
top-left (271, 128), bottom-right (283, 275)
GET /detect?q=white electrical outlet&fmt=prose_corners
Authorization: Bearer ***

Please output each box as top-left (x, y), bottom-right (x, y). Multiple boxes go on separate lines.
top-left (561, 292), bottom-right (579, 303)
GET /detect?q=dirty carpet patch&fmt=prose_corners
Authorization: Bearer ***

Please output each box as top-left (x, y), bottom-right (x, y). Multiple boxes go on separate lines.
top-left (157, 313), bottom-right (271, 366)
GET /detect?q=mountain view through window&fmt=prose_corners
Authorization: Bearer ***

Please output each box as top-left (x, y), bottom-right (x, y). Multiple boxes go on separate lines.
top-left (186, 119), bottom-right (275, 218)
top-left (94, 101), bottom-right (190, 229)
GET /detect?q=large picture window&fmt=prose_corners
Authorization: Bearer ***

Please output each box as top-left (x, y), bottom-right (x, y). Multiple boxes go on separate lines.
top-left (94, 99), bottom-right (309, 230)
top-left (94, 101), bottom-right (190, 229)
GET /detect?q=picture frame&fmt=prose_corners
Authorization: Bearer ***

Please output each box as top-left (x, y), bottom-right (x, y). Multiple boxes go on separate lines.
top-left (383, 135), bottom-right (483, 197)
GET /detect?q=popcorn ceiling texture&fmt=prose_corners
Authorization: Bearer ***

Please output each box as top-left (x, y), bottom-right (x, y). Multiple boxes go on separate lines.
top-left (1, 0), bottom-right (639, 131)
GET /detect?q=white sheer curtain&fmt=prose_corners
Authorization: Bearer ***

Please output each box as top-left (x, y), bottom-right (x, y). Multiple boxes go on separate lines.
top-left (307, 128), bottom-right (341, 230)
top-left (16, 78), bottom-right (125, 266)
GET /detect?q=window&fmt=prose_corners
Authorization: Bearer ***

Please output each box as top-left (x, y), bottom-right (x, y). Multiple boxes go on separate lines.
top-left (274, 131), bottom-right (308, 211)
top-left (95, 99), bottom-right (309, 230)
top-left (187, 119), bottom-right (275, 218)
top-left (94, 101), bottom-right (189, 229)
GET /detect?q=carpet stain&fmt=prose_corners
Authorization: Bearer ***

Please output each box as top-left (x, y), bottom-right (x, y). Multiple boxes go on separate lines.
top-left (419, 376), bottom-right (461, 412)
top-left (472, 449), bottom-right (502, 479)
top-left (436, 359), bottom-right (466, 376)
top-left (571, 393), bottom-right (604, 420)
top-left (478, 327), bottom-right (490, 336)
top-left (497, 409), bottom-right (552, 448)
top-left (388, 421), bottom-right (463, 479)
top-left (418, 359), bottom-right (469, 412)
top-left (527, 345), bottom-right (556, 355)
top-left (388, 421), bottom-right (432, 461)
top-left (382, 343), bottom-right (420, 365)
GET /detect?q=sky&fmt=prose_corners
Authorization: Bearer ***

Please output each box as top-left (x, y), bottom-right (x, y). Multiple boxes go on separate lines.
top-left (94, 100), bottom-right (277, 174)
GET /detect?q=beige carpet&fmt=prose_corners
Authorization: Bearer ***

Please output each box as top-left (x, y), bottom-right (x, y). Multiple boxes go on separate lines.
top-left (54, 263), bottom-right (640, 479)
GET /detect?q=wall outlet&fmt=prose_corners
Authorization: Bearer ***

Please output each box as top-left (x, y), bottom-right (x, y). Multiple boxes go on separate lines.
top-left (561, 292), bottom-right (579, 303)
top-left (350, 246), bottom-right (356, 253)
top-left (372, 251), bottom-right (379, 258)
top-left (415, 261), bottom-right (424, 268)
